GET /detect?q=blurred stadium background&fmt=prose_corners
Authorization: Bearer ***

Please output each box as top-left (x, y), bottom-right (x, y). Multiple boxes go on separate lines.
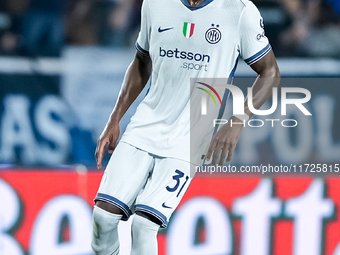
top-left (0, 0), bottom-right (340, 254)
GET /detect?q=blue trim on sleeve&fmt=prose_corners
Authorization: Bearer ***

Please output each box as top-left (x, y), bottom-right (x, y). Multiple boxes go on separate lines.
top-left (180, 0), bottom-right (214, 10)
top-left (135, 204), bottom-right (168, 228)
top-left (227, 55), bottom-right (240, 84)
top-left (95, 193), bottom-right (132, 221)
top-left (218, 54), bottom-right (240, 119)
top-left (135, 42), bottom-right (149, 55)
top-left (213, 54), bottom-right (240, 134)
top-left (244, 44), bottom-right (271, 66)
top-left (239, 0), bottom-right (246, 7)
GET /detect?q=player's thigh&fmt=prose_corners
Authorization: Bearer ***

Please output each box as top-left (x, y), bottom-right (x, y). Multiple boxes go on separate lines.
top-left (95, 142), bottom-right (154, 220)
top-left (135, 157), bottom-right (193, 228)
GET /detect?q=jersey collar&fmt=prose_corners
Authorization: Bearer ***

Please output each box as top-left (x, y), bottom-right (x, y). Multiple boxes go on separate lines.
top-left (180, 0), bottom-right (214, 10)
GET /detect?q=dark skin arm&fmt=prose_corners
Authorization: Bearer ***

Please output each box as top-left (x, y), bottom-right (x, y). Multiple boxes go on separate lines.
top-left (95, 51), bottom-right (152, 169)
top-left (206, 50), bottom-right (281, 166)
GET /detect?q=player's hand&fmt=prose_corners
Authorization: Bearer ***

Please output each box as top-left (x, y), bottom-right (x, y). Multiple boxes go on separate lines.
top-left (95, 121), bottom-right (120, 170)
top-left (206, 116), bottom-right (243, 166)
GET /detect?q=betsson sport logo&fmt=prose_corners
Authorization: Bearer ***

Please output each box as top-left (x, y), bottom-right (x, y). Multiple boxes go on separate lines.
top-left (159, 47), bottom-right (210, 72)
top-left (197, 82), bottom-right (312, 128)
top-left (158, 22), bottom-right (215, 72)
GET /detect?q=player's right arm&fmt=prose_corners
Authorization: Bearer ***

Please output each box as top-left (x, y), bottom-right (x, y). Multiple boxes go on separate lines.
top-left (95, 51), bottom-right (152, 169)
top-left (96, 0), bottom-right (152, 169)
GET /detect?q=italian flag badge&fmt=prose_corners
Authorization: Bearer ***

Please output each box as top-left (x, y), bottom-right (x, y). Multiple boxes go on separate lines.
top-left (183, 22), bottom-right (195, 38)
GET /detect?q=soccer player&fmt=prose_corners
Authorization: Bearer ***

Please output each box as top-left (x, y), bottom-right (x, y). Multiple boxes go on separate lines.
top-left (91, 0), bottom-right (280, 254)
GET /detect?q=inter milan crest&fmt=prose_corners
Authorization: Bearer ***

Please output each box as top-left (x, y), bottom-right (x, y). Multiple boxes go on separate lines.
top-left (205, 24), bottom-right (222, 44)
top-left (183, 22), bottom-right (195, 38)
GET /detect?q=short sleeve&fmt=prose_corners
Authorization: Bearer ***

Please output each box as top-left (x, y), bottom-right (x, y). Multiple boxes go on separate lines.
top-left (239, 2), bottom-right (272, 66)
top-left (135, 0), bottom-right (151, 55)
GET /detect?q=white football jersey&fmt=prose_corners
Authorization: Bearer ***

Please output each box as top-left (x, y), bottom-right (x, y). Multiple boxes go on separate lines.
top-left (121, 0), bottom-right (271, 164)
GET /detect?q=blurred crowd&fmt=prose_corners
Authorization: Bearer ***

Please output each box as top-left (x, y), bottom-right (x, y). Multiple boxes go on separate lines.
top-left (0, 0), bottom-right (339, 58)
top-left (254, 0), bottom-right (340, 58)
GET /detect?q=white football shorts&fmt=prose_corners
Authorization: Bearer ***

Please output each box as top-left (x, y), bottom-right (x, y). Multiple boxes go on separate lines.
top-left (94, 141), bottom-right (193, 228)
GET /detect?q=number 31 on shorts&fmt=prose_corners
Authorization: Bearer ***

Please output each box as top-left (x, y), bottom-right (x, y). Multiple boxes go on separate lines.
top-left (166, 170), bottom-right (189, 197)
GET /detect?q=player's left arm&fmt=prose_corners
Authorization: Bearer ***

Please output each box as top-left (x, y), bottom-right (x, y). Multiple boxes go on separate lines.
top-left (206, 50), bottom-right (280, 165)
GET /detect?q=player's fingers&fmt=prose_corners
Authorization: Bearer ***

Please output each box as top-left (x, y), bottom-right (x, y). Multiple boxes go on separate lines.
top-left (95, 138), bottom-right (108, 169)
top-left (94, 139), bottom-right (101, 161)
top-left (108, 140), bottom-right (116, 154)
top-left (218, 146), bottom-right (229, 166)
top-left (226, 143), bottom-right (236, 162)
top-left (212, 142), bottom-right (224, 165)
top-left (206, 139), bottom-right (218, 160)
